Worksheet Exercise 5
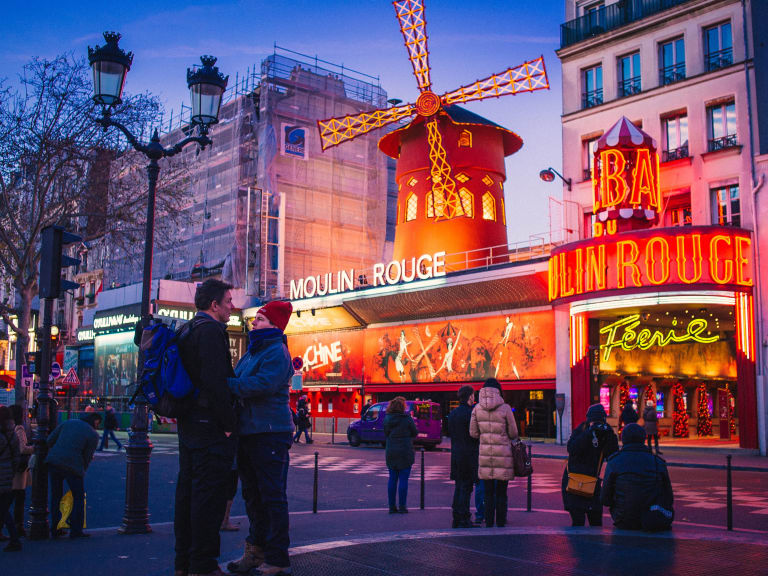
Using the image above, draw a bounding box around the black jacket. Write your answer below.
[561,421,619,512]
[104,411,118,431]
[601,443,674,529]
[384,412,418,470]
[446,402,479,482]
[177,312,237,447]
[619,404,639,426]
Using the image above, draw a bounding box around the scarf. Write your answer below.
[248,327,283,354]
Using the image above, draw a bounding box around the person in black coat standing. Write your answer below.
[446,385,479,528]
[602,423,674,530]
[384,397,418,514]
[562,403,619,527]
[619,402,639,431]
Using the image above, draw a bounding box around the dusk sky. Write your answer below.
[2,0,567,243]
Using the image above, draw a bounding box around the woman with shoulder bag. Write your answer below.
[561,403,619,527]
[10,405,33,538]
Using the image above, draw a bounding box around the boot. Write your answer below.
[226,541,265,574]
[249,563,292,575]
[220,500,239,532]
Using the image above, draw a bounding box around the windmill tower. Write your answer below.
[318,0,549,269]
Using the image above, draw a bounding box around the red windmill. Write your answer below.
[317,0,550,268]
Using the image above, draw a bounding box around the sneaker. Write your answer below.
[4,540,22,552]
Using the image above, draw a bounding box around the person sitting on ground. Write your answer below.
[601,423,674,531]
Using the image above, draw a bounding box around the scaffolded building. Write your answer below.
[104,47,395,299]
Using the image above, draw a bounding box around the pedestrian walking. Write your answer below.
[293,396,312,444]
[642,401,662,455]
[174,279,238,576]
[46,412,101,539]
[619,402,639,429]
[561,403,619,527]
[446,385,478,528]
[0,406,21,551]
[602,423,674,530]
[97,405,123,451]
[227,300,294,576]
[469,378,518,528]
[384,396,418,514]
[10,404,33,537]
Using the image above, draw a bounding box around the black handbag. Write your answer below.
[511,439,533,477]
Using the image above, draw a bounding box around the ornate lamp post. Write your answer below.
[87,32,227,534]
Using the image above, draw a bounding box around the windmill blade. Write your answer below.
[425,117,463,221]
[393,0,432,91]
[317,102,416,150]
[441,56,549,106]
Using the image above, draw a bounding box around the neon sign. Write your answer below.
[600,314,719,362]
[548,227,752,302]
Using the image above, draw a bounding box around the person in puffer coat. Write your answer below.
[470,378,518,527]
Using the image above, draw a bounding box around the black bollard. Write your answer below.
[313,451,319,514]
[331,417,335,445]
[726,454,733,531]
[526,444,532,512]
[420,447,425,510]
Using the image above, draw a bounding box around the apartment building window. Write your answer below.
[659,37,685,85]
[664,192,692,227]
[582,137,599,181]
[711,184,740,227]
[662,113,689,162]
[704,22,733,72]
[582,64,603,109]
[707,100,737,151]
[617,52,641,97]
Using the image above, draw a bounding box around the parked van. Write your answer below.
[347,400,442,449]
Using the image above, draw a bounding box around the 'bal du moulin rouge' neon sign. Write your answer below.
[599,313,719,362]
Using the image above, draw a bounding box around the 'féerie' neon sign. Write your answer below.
[600,313,719,362]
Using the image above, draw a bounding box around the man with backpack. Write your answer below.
[173,279,238,576]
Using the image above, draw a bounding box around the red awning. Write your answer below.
[0,374,15,389]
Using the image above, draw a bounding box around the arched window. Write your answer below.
[459,187,474,218]
[482,192,496,221]
[426,191,447,218]
[501,198,506,225]
[458,130,472,148]
[406,193,418,222]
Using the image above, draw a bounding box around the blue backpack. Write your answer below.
[138,317,211,417]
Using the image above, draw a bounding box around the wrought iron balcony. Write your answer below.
[708,134,738,152]
[662,144,689,162]
[561,0,693,49]
[618,76,642,98]
[705,48,733,72]
[659,62,686,86]
[582,89,603,109]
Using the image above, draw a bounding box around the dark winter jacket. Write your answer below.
[561,421,619,512]
[229,333,294,435]
[177,312,238,447]
[45,418,99,478]
[619,404,639,427]
[446,402,479,482]
[104,410,118,431]
[0,423,21,493]
[384,412,418,470]
[601,443,673,529]
[643,405,658,436]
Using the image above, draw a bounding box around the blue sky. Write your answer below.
[1,0,566,243]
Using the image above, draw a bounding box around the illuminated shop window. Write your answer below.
[456,172,470,183]
[406,193,418,222]
[458,130,472,148]
[482,174,494,186]
[482,192,496,221]
[458,188,474,217]
[407,177,418,187]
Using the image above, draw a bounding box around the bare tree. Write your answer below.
[0,53,188,406]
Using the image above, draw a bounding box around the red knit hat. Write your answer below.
[258,300,292,332]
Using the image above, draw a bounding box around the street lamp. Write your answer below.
[539,167,572,191]
[89,31,227,535]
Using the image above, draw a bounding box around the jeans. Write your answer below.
[484,479,508,527]
[293,426,311,443]
[387,467,411,510]
[239,432,292,568]
[452,478,474,524]
[12,489,25,533]
[0,493,19,542]
[174,438,235,574]
[475,480,485,520]
[49,466,85,535]
[99,428,122,450]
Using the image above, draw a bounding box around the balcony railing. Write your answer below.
[561,0,693,48]
[618,76,642,98]
[705,48,733,72]
[708,134,738,152]
[582,89,604,109]
[659,62,686,86]
[662,144,689,162]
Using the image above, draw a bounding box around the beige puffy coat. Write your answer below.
[470,387,519,481]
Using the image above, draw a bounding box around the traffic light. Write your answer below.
[39,226,81,299]
[24,351,40,374]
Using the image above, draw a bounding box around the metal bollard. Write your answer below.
[313,451,319,514]
[331,417,335,445]
[726,454,733,531]
[526,444,532,512]
[420,447,425,510]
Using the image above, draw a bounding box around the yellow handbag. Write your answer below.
[566,453,603,498]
